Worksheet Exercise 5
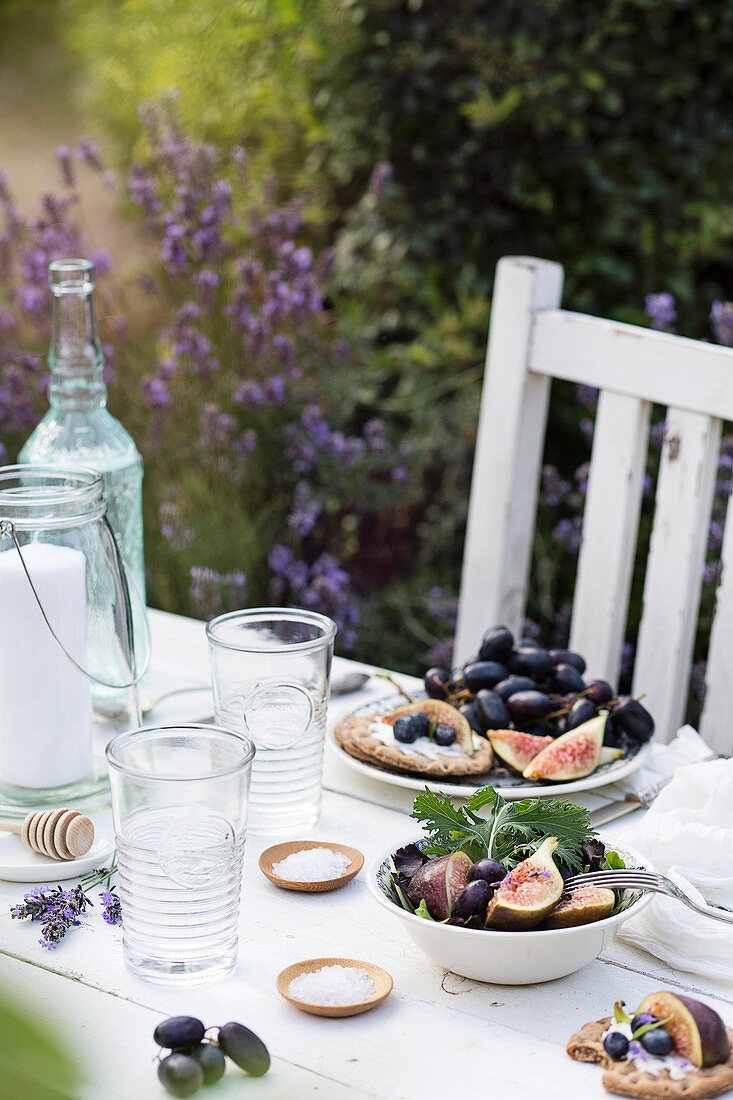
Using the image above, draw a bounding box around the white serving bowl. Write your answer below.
[368,838,653,985]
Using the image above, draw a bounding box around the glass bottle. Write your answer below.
[19,258,146,605]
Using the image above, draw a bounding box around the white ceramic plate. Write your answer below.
[328,693,652,800]
[0,832,114,882]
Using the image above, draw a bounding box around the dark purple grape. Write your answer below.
[506,690,552,724]
[565,697,597,730]
[603,1032,629,1060]
[549,648,587,674]
[448,670,466,694]
[507,647,554,678]
[154,1017,206,1051]
[613,697,655,742]
[217,1022,270,1077]
[603,714,625,747]
[518,637,541,649]
[453,878,491,919]
[631,1012,658,1033]
[463,660,508,692]
[474,689,511,730]
[585,679,613,704]
[493,676,536,701]
[189,1043,226,1086]
[478,625,514,663]
[433,723,456,746]
[468,858,506,884]
[157,1054,204,1098]
[554,716,568,735]
[640,1029,673,1056]
[523,724,552,738]
[460,702,485,735]
[552,664,586,694]
[424,667,450,699]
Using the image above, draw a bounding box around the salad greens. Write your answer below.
[410,786,595,871]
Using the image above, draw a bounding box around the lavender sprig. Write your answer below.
[10,856,120,948]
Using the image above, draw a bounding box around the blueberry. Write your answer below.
[393,716,418,743]
[433,723,456,746]
[640,1028,674,1056]
[631,1012,658,1033]
[603,1031,629,1060]
[409,712,430,738]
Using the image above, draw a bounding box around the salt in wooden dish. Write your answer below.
[259,840,364,893]
[276,957,393,1018]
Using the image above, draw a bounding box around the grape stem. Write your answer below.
[374,672,413,702]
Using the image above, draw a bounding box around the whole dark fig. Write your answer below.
[474,689,511,730]
[549,648,587,674]
[463,660,508,692]
[507,647,554,678]
[613,697,655,742]
[478,625,514,663]
[424,667,450,699]
[565,697,597,730]
[493,676,536,700]
[552,664,586,694]
[585,679,614,704]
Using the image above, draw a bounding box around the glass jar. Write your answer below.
[0,464,145,814]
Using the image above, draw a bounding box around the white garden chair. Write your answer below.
[455,256,733,750]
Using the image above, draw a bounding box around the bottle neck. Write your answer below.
[48,282,108,411]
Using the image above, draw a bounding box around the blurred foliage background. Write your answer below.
[1,0,732,699]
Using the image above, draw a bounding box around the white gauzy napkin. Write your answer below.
[615,743,733,980]
[602,724,712,801]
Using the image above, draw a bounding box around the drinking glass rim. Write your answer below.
[206,607,337,653]
[106,723,255,780]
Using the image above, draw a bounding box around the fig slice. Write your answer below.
[598,745,625,765]
[488,729,553,773]
[406,850,472,920]
[635,992,730,1068]
[542,884,615,928]
[485,836,564,930]
[383,699,474,756]
[522,713,606,782]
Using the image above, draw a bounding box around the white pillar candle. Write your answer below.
[0,541,92,788]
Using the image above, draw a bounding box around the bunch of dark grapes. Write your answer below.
[424,625,654,749]
[154,1016,269,1097]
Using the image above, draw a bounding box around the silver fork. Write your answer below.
[564,870,733,925]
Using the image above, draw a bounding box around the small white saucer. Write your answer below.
[0,832,114,882]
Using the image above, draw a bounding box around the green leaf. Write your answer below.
[414,899,436,921]
[605,850,626,870]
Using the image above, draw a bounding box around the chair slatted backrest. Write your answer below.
[455,256,733,750]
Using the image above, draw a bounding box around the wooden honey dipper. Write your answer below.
[0,808,95,861]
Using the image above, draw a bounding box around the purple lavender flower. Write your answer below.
[100,890,122,926]
[644,292,677,331]
[710,301,733,347]
[11,883,92,949]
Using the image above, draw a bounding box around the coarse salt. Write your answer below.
[288,965,374,1006]
[272,847,351,882]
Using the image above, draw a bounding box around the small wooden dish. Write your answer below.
[259,841,364,893]
[276,957,393,1018]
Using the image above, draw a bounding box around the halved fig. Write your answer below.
[598,745,625,765]
[542,884,615,928]
[636,992,730,1068]
[406,850,472,920]
[485,836,564,930]
[488,729,553,773]
[383,699,474,755]
[522,713,606,782]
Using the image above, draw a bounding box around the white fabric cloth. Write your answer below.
[615,729,733,979]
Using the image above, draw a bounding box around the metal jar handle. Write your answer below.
[0,517,151,690]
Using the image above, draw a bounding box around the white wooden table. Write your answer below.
[1,610,731,1099]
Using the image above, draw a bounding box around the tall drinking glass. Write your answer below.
[106,724,255,985]
[206,608,336,836]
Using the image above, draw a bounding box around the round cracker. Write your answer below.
[333,713,494,777]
